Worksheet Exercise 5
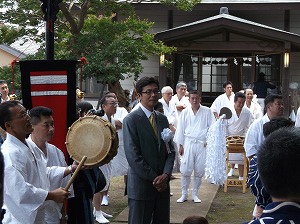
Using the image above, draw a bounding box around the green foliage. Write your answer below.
[0,65,22,97]
[0,0,193,83]
[160,0,202,11]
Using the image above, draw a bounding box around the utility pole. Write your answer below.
[40,0,62,60]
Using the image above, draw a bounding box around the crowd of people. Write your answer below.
[0,75,299,224]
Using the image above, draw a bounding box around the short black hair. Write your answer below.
[189,90,201,96]
[258,127,300,199]
[105,92,117,99]
[0,80,7,85]
[223,81,232,89]
[77,101,93,117]
[264,94,282,107]
[182,215,208,224]
[135,77,159,94]
[0,101,21,130]
[234,92,245,102]
[30,106,53,125]
[154,101,163,113]
[263,118,294,137]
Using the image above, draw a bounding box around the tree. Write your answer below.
[0,0,200,106]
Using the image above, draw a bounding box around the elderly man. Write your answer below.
[244,89,262,119]
[0,80,10,103]
[174,90,215,203]
[171,82,190,118]
[159,86,180,173]
[210,81,235,119]
[0,101,69,224]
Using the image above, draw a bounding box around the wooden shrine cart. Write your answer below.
[224,136,248,193]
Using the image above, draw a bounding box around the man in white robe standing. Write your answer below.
[159,86,180,172]
[226,92,254,179]
[27,106,76,224]
[244,89,262,120]
[170,82,190,119]
[174,90,215,203]
[244,94,284,218]
[210,81,235,119]
[244,94,284,159]
[0,101,69,224]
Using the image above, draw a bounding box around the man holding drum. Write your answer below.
[123,77,175,224]
[0,101,69,224]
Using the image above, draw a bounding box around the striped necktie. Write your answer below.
[149,113,158,138]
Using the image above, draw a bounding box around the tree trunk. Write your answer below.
[108,80,130,111]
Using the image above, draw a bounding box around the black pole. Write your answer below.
[40,0,62,60]
[45,0,54,60]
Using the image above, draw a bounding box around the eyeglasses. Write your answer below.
[141,90,161,95]
[163,92,173,95]
[107,102,119,107]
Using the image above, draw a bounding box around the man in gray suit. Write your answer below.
[123,77,175,224]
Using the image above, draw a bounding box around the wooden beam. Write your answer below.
[174,41,283,52]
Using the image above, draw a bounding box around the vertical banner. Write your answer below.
[19,60,77,160]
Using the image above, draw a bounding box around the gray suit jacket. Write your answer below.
[123,107,175,200]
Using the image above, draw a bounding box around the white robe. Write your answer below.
[226,107,254,164]
[174,105,215,176]
[227,107,254,136]
[244,101,262,120]
[170,95,190,122]
[2,134,49,224]
[111,107,129,177]
[210,92,235,115]
[244,114,270,157]
[295,107,300,127]
[27,136,72,224]
[159,98,178,126]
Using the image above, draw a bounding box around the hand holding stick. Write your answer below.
[64,156,87,191]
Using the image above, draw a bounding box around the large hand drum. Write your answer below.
[66,116,119,166]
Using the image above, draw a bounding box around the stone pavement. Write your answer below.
[110,173,219,224]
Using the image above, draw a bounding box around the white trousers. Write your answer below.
[180,140,206,178]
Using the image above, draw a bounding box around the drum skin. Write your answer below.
[66,116,119,166]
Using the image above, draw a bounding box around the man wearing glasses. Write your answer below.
[0,101,69,224]
[123,77,175,224]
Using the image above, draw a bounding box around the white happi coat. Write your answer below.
[174,105,215,177]
[244,102,262,120]
[111,107,129,177]
[27,136,72,224]
[2,134,49,224]
[226,107,254,164]
[210,92,235,115]
[159,98,178,126]
[244,114,270,157]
